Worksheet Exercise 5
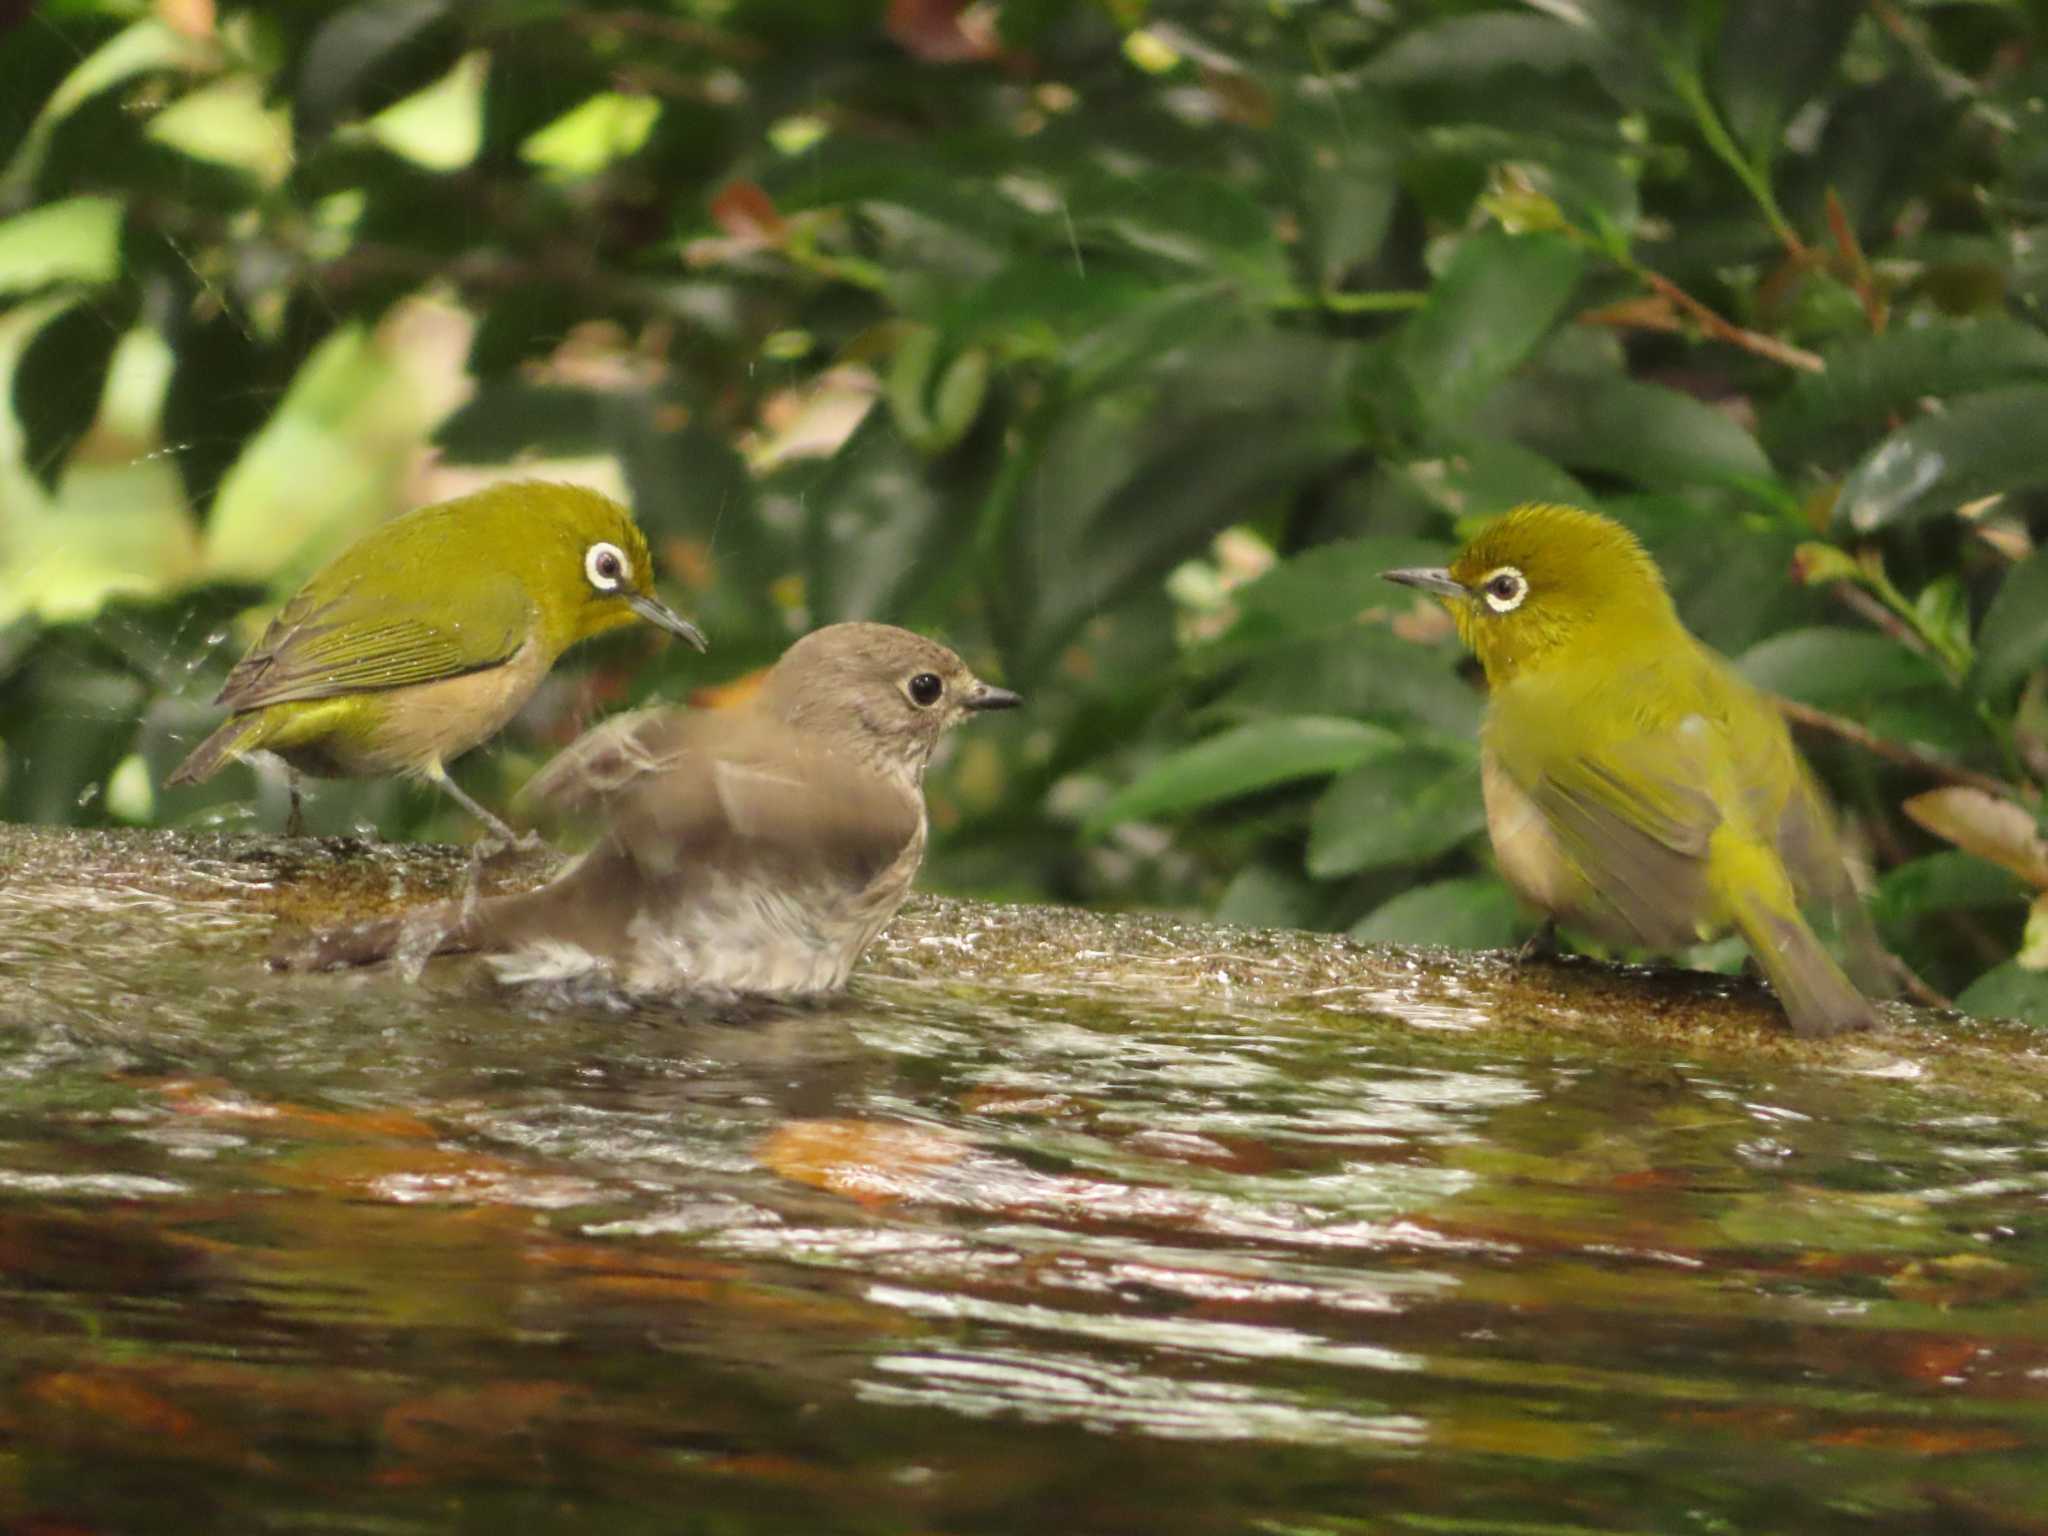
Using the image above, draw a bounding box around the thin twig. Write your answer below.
[1824,187,1887,335]
[1776,696,2026,801]
[1639,270,1825,373]
[1828,582,1933,660]
[1886,954,1954,1011]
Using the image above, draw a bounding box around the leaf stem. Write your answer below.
[1665,63,1807,259]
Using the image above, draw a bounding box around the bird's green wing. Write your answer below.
[1521,731,1723,950]
[213,574,532,709]
[1497,652,1848,952]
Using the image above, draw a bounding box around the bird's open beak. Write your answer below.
[625,590,710,652]
[965,681,1022,712]
[1381,566,1468,601]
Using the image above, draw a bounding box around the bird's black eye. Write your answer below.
[1488,575,1516,598]
[906,672,944,707]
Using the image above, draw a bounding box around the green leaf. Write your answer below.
[1349,875,1529,950]
[1362,13,1609,85]
[1398,437,1589,526]
[1837,386,2048,533]
[1003,329,1354,677]
[1,19,208,196]
[362,48,485,171]
[1873,852,2026,938]
[1478,370,1778,496]
[1397,229,1583,425]
[12,300,122,490]
[1306,743,1484,878]
[1215,860,1355,932]
[1085,717,1397,835]
[1223,536,1455,646]
[1710,0,1859,162]
[1956,962,2048,1025]
[520,90,661,180]
[145,75,293,186]
[1211,630,1483,741]
[1738,628,1950,709]
[1765,318,2048,466]
[1068,168,1291,300]
[1274,88,1402,289]
[800,412,961,625]
[435,382,610,461]
[1971,550,2048,701]
[297,0,455,144]
[0,197,122,296]
[202,325,427,582]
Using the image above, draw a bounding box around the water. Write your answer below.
[0,827,2044,1531]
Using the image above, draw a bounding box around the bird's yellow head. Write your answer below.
[1382,503,1678,687]
[489,482,708,656]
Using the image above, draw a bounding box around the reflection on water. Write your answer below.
[0,831,2044,1532]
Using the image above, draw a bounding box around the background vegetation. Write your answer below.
[7,0,2048,1018]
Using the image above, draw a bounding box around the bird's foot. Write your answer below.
[1514,920,1561,965]
[470,826,550,865]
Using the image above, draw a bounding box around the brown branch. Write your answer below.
[1639,270,1825,373]
[1776,696,2026,801]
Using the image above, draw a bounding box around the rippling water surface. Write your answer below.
[0,830,2044,1532]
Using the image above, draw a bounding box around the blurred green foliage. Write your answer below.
[8,0,2048,1017]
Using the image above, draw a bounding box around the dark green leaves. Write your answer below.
[1086,718,1397,836]
[1972,552,2048,702]
[1837,386,2048,533]
[1478,372,1777,497]
[297,0,456,143]
[13,299,123,488]
[1397,230,1584,426]
[1709,0,1860,164]
[1351,876,1528,949]
[1307,743,1485,878]
[1739,629,1950,708]
[1767,318,2048,468]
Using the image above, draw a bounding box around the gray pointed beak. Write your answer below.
[625,589,709,652]
[1381,566,1468,600]
[965,681,1022,712]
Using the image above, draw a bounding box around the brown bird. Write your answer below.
[276,622,1021,997]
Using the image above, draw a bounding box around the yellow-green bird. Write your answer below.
[168,480,708,839]
[1383,502,1883,1038]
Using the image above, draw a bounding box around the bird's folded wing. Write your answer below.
[532,707,923,894]
[1517,728,1723,951]
[214,575,531,709]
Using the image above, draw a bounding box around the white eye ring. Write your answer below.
[1479,565,1527,614]
[584,540,629,593]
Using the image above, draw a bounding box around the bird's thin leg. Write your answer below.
[1515,919,1561,964]
[424,763,544,856]
[285,771,305,838]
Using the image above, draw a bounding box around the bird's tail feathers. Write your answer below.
[1728,887,1877,1039]
[166,714,267,787]
[270,883,565,973]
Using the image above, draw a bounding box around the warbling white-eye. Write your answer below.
[168,480,707,838]
[278,622,1022,996]
[1383,502,1884,1038]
